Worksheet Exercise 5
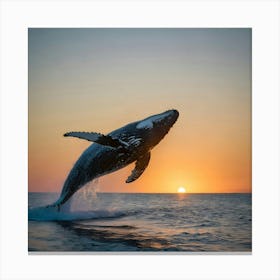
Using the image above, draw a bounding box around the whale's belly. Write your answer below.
[66,143,135,188]
[86,145,132,177]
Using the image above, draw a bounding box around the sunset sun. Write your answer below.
[177,186,186,193]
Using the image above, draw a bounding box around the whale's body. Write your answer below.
[50,109,179,210]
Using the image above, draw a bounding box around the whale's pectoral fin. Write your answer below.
[64,131,128,148]
[126,152,151,183]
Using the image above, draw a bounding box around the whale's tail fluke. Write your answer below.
[46,191,72,212]
[46,179,99,212]
[46,201,61,212]
[46,191,73,212]
[46,196,73,212]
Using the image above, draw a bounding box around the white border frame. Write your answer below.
[1,1,279,280]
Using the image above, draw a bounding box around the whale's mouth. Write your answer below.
[136,109,179,130]
[150,109,179,128]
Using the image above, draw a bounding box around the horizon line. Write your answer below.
[28,191,252,194]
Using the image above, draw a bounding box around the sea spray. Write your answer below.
[28,180,126,221]
[63,179,100,212]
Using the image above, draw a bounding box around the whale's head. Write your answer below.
[136,109,179,148]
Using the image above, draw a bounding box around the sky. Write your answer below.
[28,28,251,193]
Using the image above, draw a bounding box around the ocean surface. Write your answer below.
[28,191,252,252]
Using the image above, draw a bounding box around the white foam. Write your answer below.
[28,206,125,221]
[68,180,99,212]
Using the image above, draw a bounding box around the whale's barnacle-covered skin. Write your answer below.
[48,109,179,210]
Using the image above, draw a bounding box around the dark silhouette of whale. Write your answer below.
[48,109,179,210]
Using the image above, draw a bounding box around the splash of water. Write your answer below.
[63,179,100,212]
[28,179,126,221]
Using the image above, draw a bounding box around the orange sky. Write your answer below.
[28,28,251,193]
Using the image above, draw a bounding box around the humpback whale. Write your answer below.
[48,109,179,210]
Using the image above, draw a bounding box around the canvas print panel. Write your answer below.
[28,28,251,252]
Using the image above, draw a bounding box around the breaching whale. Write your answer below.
[48,109,179,210]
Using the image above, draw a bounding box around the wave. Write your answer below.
[28,180,130,221]
[28,206,126,221]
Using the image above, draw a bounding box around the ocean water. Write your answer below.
[28,190,251,252]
